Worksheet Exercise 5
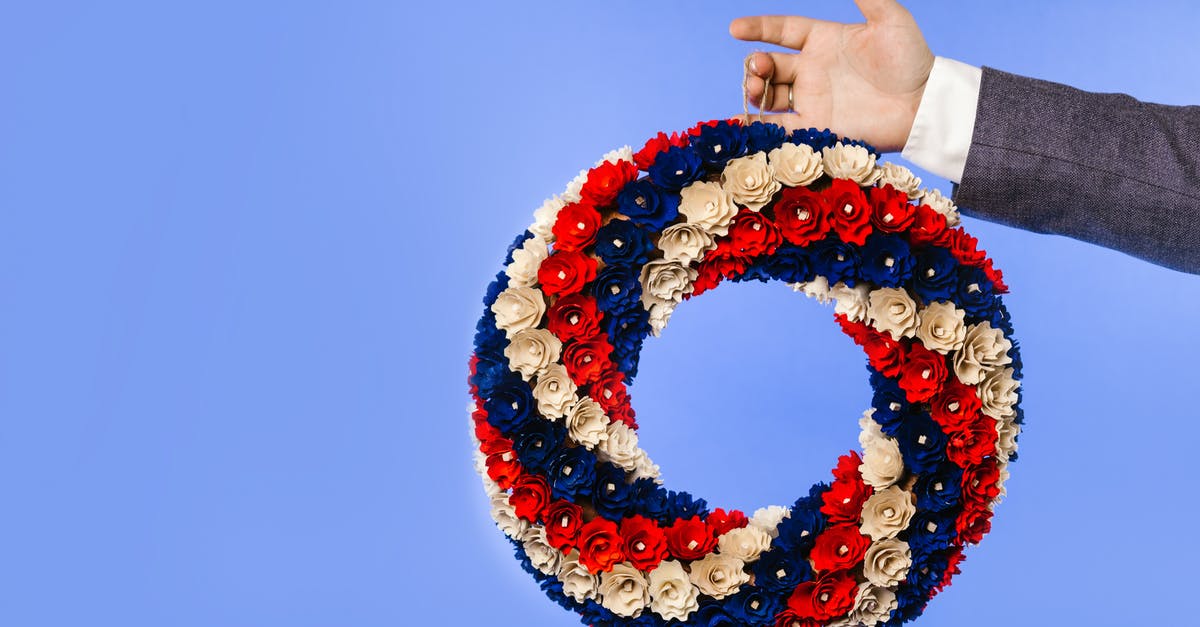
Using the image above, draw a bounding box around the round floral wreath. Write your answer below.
[467,119,1023,627]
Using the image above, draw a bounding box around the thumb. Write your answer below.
[852,0,911,23]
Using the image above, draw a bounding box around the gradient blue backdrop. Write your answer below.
[2,1,1197,625]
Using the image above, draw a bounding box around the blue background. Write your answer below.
[2,1,1197,625]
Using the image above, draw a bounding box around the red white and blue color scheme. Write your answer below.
[467,119,1023,626]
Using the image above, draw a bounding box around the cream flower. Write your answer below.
[679,181,739,236]
[921,188,960,226]
[860,436,904,490]
[491,286,546,338]
[490,492,528,539]
[532,364,577,419]
[520,527,563,576]
[717,525,772,563]
[831,282,871,323]
[750,505,790,538]
[640,259,697,306]
[822,143,879,185]
[996,417,1020,461]
[503,328,562,380]
[953,321,1014,385]
[867,287,920,340]
[505,235,549,287]
[531,195,567,240]
[721,153,781,210]
[860,486,916,540]
[858,408,884,448]
[564,168,589,203]
[767,142,824,187]
[874,162,923,199]
[599,562,649,618]
[850,582,898,625]
[645,301,675,337]
[687,553,750,599]
[566,396,609,449]
[862,538,912,587]
[659,222,716,265]
[597,421,640,470]
[916,301,967,354]
[559,550,599,603]
[631,450,662,482]
[978,367,1019,419]
[648,560,700,622]
[598,145,634,166]
[792,275,833,304]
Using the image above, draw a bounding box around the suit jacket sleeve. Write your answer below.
[951,66,1200,275]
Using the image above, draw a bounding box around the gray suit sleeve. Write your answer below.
[951,66,1200,275]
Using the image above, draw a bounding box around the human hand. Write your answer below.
[730,0,934,153]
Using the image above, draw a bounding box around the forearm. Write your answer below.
[904,61,1200,275]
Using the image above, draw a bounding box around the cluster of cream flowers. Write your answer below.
[474,139,1014,625]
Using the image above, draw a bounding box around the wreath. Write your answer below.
[467,119,1023,626]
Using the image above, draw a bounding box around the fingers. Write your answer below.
[744,52,800,112]
[729,15,824,50]
[852,0,912,23]
[731,112,807,131]
[744,76,798,113]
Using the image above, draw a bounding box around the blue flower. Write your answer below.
[579,600,618,626]
[956,265,997,319]
[512,419,566,473]
[482,270,510,309]
[616,179,680,230]
[914,462,963,512]
[592,462,637,519]
[745,121,788,153]
[594,218,653,267]
[592,265,642,314]
[891,583,930,624]
[906,509,958,554]
[775,493,826,553]
[504,230,534,266]
[869,368,909,436]
[896,411,947,474]
[548,447,597,500]
[789,127,839,152]
[906,548,950,595]
[631,477,670,521]
[647,145,703,190]
[692,121,748,167]
[735,259,773,283]
[725,586,780,626]
[843,138,880,157]
[762,244,814,283]
[911,246,959,303]
[860,234,915,287]
[606,306,650,381]
[473,308,506,358]
[810,236,862,286]
[483,374,535,434]
[692,600,738,627]
[752,548,812,592]
[665,490,708,520]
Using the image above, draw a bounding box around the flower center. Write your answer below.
[837,544,849,555]
[843,203,854,215]
[635,195,647,208]
[612,238,624,248]
[557,270,567,280]
[561,465,573,476]
[569,313,580,325]
[927,521,938,532]
[926,268,937,277]
[820,592,830,603]
[948,401,960,412]
[561,515,571,527]
[917,434,928,445]
[797,209,810,221]
[687,540,699,551]
[921,368,931,379]
[883,212,894,223]
[884,507,896,518]
[968,282,981,293]
[576,221,586,230]
[884,256,895,268]
[635,541,646,552]
[776,568,787,579]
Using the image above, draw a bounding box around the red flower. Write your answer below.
[908,204,951,247]
[474,420,508,455]
[787,569,857,619]
[589,371,635,428]
[935,546,966,595]
[773,186,831,246]
[955,502,993,545]
[820,476,871,524]
[945,413,999,468]
[580,160,637,208]
[551,201,602,252]
[578,517,626,572]
[862,329,906,378]
[546,293,602,343]
[832,451,863,483]
[706,508,749,535]
[982,258,1009,293]
[823,179,872,246]
[772,609,819,627]
[930,380,983,430]
[687,118,737,136]
[690,247,750,297]
[666,516,716,560]
[562,334,615,386]
[729,208,784,257]
[633,131,688,170]
[509,474,550,522]
[961,458,1002,506]
[484,450,521,490]
[898,343,948,403]
[538,250,597,297]
[619,515,668,571]
[869,184,916,233]
[543,500,584,551]
[809,524,870,572]
[948,228,988,267]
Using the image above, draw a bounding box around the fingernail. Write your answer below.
[749,56,758,74]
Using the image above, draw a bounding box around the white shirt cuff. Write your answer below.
[901,56,982,184]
